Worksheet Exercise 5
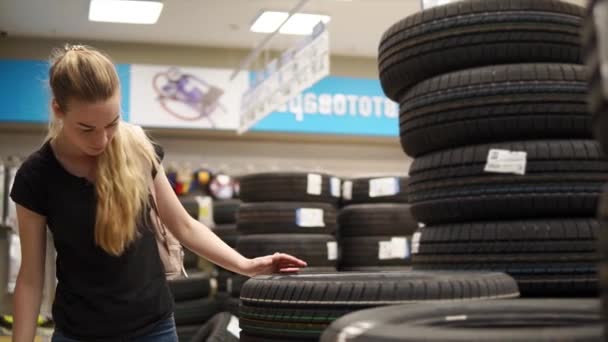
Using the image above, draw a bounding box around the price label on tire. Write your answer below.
[327,241,338,260]
[307,173,322,195]
[330,177,341,198]
[296,208,325,227]
[484,149,527,175]
[342,181,353,200]
[226,315,241,338]
[411,232,422,254]
[378,237,409,260]
[369,177,399,198]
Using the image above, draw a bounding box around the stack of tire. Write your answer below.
[584,0,608,336]
[377,0,606,297]
[211,199,243,316]
[170,272,219,341]
[338,176,417,271]
[235,172,341,274]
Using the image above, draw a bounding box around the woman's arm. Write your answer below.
[152,165,306,277]
[12,205,47,342]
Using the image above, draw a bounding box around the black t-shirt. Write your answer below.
[9,141,174,340]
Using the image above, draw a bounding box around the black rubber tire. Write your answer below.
[239,271,519,339]
[320,299,601,342]
[340,236,412,268]
[378,0,585,101]
[176,325,201,342]
[183,249,199,269]
[598,189,608,339]
[189,312,239,342]
[412,219,599,296]
[217,270,247,297]
[339,204,417,237]
[216,293,240,317]
[213,224,238,248]
[174,297,220,325]
[240,333,316,342]
[237,202,337,235]
[213,199,241,224]
[584,0,608,160]
[180,195,200,221]
[236,234,338,268]
[239,172,340,204]
[168,272,212,302]
[408,140,608,224]
[342,177,409,205]
[400,63,590,157]
[339,266,412,272]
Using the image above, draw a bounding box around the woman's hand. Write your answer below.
[242,253,308,277]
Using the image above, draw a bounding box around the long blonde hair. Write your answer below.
[47,44,159,256]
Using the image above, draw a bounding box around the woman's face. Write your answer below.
[54,92,121,157]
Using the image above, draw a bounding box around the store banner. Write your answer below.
[239,22,330,134]
[252,76,399,136]
[129,64,248,130]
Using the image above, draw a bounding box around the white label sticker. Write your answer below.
[379,237,409,260]
[226,315,241,338]
[369,177,399,198]
[411,232,422,254]
[378,241,393,260]
[296,208,325,227]
[342,181,353,200]
[307,173,322,195]
[195,196,214,227]
[484,149,527,175]
[330,177,341,198]
[418,222,426,229]
[390,237,409,259]
[327,241,338,260]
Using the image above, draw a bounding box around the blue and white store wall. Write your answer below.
[0,38,410,177]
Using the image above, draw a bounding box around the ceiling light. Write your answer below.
[89,0,164,24]
[250,11,331,35]
[250,11,289,33]
[280,13,331,35]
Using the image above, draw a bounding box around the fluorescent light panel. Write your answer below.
[251,11,331,35]
[89,0,164,24]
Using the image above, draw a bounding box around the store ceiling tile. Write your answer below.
[0,0,588,58]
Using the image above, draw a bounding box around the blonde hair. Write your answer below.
[47,44,159,256]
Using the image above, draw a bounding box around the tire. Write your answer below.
[236,234,338,268]
[400,64,590,157]
[412,219,599,296]
[342,177,409,205]
[174,297,220,325]
[339,266,412,272]
[213,224,238,248]
[320,299,601,342]
[584,0,608,159]
[598,190,608,338]
[217,270,247,297]
[239,172,340,204]
[378,0,584,101]
[339,204,417,237]
[168,272,213,302]
[189,312,239,342]
[239,271,519,339]
[213,199,241,224]
[176,325,201,342]
[216,293,240,317]
[408,140,608,224]
[183,249,199,269]
[340,236,412,268]
[237,202,337,235]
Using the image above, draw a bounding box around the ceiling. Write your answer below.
[0,0,588,58]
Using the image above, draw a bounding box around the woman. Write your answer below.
[9,45,307,342]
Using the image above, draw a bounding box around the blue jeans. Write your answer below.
[51,315,178,342]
